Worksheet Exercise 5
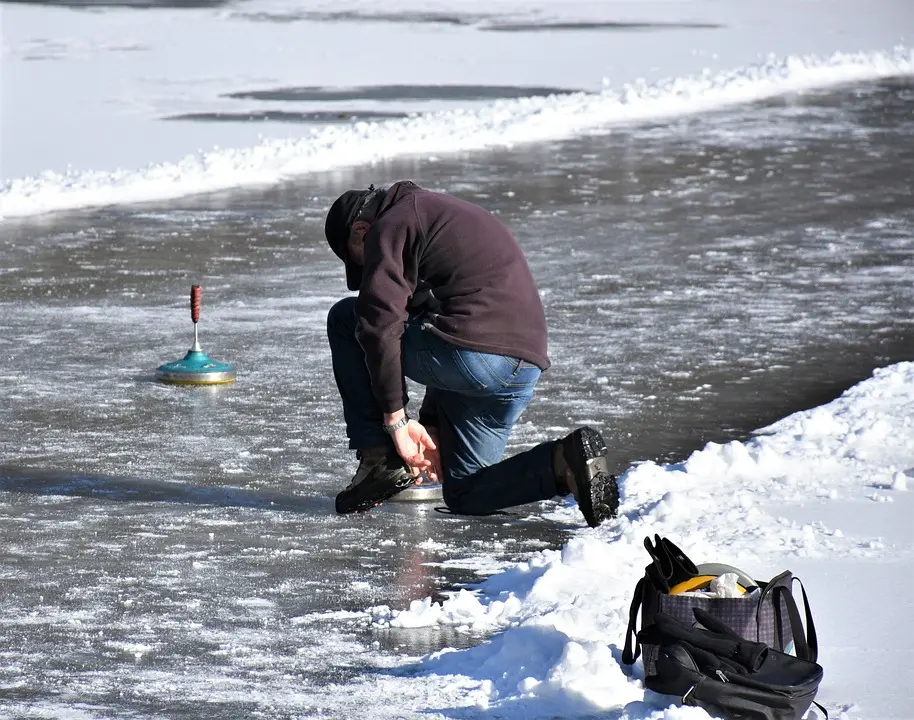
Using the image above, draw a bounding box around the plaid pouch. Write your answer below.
[621,536,818,676]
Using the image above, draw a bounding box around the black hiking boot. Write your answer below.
[335,447,416,514]
[554,427,619,528]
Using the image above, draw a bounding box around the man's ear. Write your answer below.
[351,220,371,237]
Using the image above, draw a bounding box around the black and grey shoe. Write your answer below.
[556,427,619,528]
[335,447,416,514]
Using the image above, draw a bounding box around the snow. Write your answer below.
[1,0,913,717]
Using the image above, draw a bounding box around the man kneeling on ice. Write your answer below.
[323,180,619,526]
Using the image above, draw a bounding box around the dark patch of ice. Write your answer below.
[233,10,491,26]
[5,0,230,7]
[163,110,411,124]
[482,20,724,32]
[223,85,581,103]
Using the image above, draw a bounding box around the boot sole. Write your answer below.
[569,427,620,528]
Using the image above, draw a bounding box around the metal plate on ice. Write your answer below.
[389,481,444,502]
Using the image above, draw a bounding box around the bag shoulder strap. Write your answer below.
[772,576,819,663]
[622,576,645,665]
[757,569,792,603]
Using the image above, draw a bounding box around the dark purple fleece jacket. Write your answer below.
[354,181,550,413]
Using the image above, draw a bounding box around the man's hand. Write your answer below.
[390,420,437,476]
[418,426,442,482]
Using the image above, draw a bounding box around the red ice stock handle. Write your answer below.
[190,285,202,324]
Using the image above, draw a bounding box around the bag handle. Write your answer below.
[622,576,645,665]
[771,577,818,663]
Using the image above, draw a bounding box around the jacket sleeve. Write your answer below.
[355,211,420,413]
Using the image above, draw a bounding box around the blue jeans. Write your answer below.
[327,297,561,514]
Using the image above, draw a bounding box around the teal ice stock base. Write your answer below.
[155,349,236,385]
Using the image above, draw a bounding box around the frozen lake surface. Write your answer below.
[1,1,913,717]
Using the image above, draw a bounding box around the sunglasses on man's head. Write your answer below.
[346,185,380,228]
